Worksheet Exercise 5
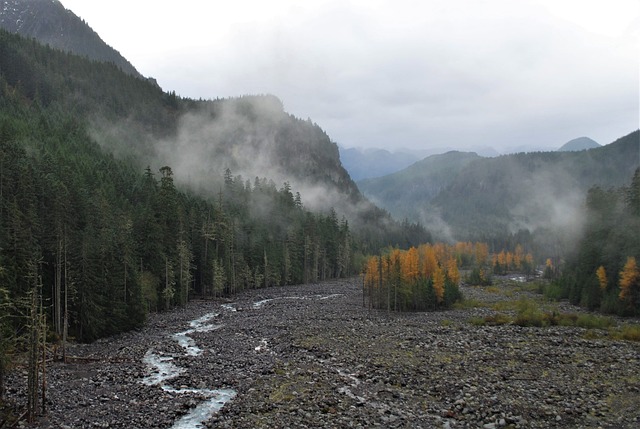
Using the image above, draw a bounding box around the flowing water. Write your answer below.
[141,292,344,428]
[141,312,236,429]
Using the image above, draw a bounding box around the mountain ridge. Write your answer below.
[0,0,142,77]
[361,131,639,243]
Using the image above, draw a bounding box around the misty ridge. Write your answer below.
[359,131,640,249]
[88,88,640,249]
[90,93,383,227]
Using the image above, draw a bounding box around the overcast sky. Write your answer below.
[60,0,639,153]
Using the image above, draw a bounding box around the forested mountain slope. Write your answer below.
[0,27,430,355]
[433,131,639,240]
[0,27,410,238]
[361,131,639,245]
[358,151,482,222]
[0,0,141,77]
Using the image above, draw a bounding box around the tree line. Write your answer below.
[0,104,355,411]
[362,241,538,312]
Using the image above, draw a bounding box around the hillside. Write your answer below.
[0,26,431,354]
[0,0,141,77]
[557,136,601,152]
[358,151,482,221]
[362,132,639,245]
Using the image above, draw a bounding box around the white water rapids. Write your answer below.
[141,312,235,429]
[141,292,344,428]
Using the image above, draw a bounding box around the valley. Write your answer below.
[1,2,639,428]
[6,277,639,428]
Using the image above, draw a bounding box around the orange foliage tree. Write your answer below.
[596,266,607,291]
[619,257,639,311]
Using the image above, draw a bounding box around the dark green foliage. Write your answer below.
[0,0,141,77]
[358,151,481,220]
[361,131,639,254]
[466,267,493,286]
[556,169,640,315]
[0,27,433,355]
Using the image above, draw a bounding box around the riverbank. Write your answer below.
[6,277,640,428]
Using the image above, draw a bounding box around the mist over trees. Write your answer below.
[550,169,640,315]
[0,23,434,389]
[360,132,640,257]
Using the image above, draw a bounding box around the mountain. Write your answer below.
[358,151,482,221]
[339,145,499,181]
[557,136,601,152]
[0,25,435,353]
[0,0,141,77]
[362,131,640,244]
[339,147,422,181]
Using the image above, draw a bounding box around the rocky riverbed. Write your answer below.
[6,277,640,428]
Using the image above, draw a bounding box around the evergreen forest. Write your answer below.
[0,27,432,394]
[548,169,640,315]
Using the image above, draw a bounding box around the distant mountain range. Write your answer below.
[358,131,639,242]
[0,0,141,77]
[339,145,499,181]
[341,137,599,181]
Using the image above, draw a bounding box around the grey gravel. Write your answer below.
[6,277,640,428]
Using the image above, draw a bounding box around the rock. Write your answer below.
[7,278,640,429]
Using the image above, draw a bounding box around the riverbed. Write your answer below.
[6,277,640,428]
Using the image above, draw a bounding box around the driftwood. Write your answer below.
[2,410,28,429]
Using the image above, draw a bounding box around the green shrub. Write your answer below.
[469,313,511,326]
[611,324,640,342]
[542,281,565,301]
[621,325,640,341]
[514,298,546,327]
[575,314,615,330]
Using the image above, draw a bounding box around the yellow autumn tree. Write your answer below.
[596,266,607,291]
[619,257,639,305]
[420,245,438,279]
[514,244,524,270]
[505,252,513,271]
[364,257,379,289]
[497,251,507,268]
[446,258,460,285]
[525,253,534,267]
[433,265,445,304]
[474,242,489,266]
[402,246,420,284]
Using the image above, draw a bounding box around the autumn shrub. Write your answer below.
[469,313,511,326]
[611,324,640,342]
[575,314,615,330]
[513,298,545,327]
[484,313,511,326]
